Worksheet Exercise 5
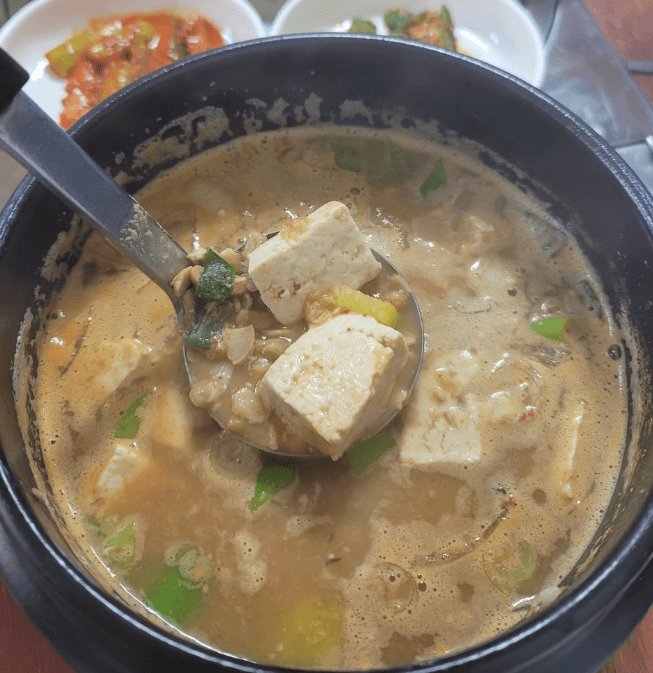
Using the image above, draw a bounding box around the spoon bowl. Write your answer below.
[0,47,424,460]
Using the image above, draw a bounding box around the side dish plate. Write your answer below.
[0,0,267,124]
[270,0,546,87]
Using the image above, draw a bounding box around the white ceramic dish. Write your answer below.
[0,0,267,125]
[270,0,546,88]
[0,0,267,211]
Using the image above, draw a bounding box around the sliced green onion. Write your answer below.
[250,458,297,511]
[531,316,569,342]
[419,160,447,197]
[345,428,395,475]
[166,544,214,590]
[483,539,537,593]
[115,391,151,439]
[103,520,137,569]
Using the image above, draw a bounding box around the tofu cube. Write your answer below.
[259,314,408,459]
[95,441,150,500]
[247,201,381,325]
[400,390,483,466]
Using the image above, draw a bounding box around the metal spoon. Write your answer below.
[0,48,423,459]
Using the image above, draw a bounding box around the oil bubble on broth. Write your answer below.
[21,125,626,669]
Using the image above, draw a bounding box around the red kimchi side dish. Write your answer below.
[45,12,225,129]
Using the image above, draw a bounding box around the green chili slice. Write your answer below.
[331,142,364,173]
[250,458,297,511]
[531,316,569,342]
[114,391,151,439]
[419,160,447,197]
[388,140,415,178]
[345,428,395,475]
[145,564,203,624]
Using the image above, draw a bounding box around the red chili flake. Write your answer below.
[519,412,527,421]
[471,513,476,518]
[58,365,64,371]
[528,409,535,417]
[342,309,350,314]
[294,283,302,292]
[509,498,516,507]
[347,328,352,332]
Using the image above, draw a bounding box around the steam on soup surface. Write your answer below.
[28,126,625,668]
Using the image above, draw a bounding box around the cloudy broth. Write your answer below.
[28,126,626,668]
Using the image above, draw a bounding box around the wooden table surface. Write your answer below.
[1,1,652,671]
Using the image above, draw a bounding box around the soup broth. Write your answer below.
[25,126,626,668]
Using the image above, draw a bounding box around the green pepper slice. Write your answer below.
[45,33,94,77]
[345,428,395,475]
[419,160,447,196]
[250,458,297,511]
[531,316,569,342]
[114,391,151,439]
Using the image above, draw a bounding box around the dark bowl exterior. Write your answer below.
[1,34,653,673]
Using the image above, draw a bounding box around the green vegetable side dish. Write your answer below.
[114,391,151,439]
[384,8,414,35]
[349,18,376,33]
[345,428,395,475]
[348,6,458,51]
[531,316,569,342]
[196,248,235,301]
[483,539,537,593]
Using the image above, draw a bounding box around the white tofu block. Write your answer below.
[400,393,483,466]
[95,441,149,500]
[247,201,381,325]
[259,313,408,459]
[92,339,153,404]
[150,387,206,455]
[552,397,584,498]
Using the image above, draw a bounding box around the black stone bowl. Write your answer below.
[1,34,653,673]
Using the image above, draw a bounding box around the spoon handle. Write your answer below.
[0,49,188,297]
